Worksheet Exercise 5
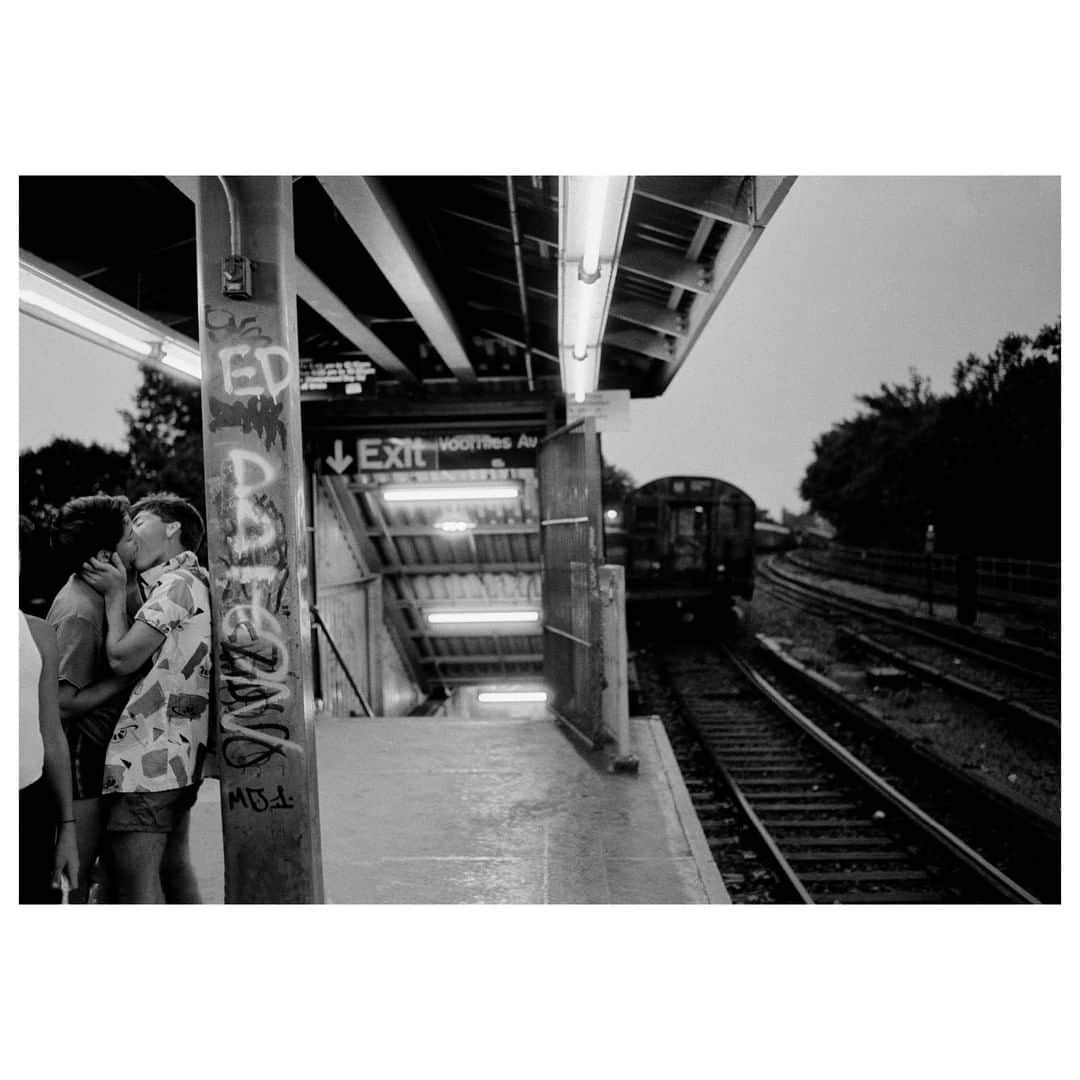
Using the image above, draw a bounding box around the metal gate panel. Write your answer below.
[539,418,604,742]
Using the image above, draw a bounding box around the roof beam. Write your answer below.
[608,299,687,337]
[463,265,558,301]
[602,328,675,363]
[656,177,798,393]
[167,176,417,383]
[440,205,555,248]
[618,248,714,294]
[432,673,544,686]
[318,176,477,384]
[294,261,418,383]
[475,328,559,363]
[634,177,752,227]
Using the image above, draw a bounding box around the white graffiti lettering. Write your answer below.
[220,598,299,749]
[219,343,294,401]
[229,448,278,554]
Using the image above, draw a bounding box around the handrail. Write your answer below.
[310,605,374,717]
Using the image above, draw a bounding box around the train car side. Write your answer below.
[754,520,796,553]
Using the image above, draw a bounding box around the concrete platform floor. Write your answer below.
[189,714,729,904]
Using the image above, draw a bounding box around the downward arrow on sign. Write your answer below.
[325,439,353,474]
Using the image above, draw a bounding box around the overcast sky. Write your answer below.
[601,175,1060,517]
[18,176,1060,519]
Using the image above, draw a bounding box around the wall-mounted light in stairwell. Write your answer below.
[426,610,540,626]
[477,690,549,704]
[381,482,522,503]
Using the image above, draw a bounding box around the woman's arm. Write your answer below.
[27,616,79,892]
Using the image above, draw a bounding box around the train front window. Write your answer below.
[669,503,709,571]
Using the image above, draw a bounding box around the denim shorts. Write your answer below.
[105,784,201,834]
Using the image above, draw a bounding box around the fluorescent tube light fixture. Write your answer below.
[559,176,632,403]
[579,176,609,283]
[426,610,540,625]
[477,690,549,704]
[19,253,203,380]
[20,289,157,359]
[382,483,521,503]
[160,345,203,379]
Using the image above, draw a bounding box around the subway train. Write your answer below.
[754,520,796,553]
[607,476,757,618]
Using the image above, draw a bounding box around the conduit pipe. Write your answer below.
[217,175,242,257]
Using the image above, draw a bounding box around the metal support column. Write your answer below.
[196,176,324,903]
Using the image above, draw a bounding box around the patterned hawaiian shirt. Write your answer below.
[102,551,213,795]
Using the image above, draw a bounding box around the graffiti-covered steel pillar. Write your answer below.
[195,177,324,903]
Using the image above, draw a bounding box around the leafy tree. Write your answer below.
[121,366,206,517]
[799,322,1060,559]
[19,438,133,612]
[939,321,1060,559]
[601,460,636,512]
[801,369,941,548]
[19,438,132,532]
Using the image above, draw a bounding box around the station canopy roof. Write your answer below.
[20,175,794,701]
[19,175,793,401]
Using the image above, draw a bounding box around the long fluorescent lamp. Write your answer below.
[426,610,540,625]
[477,690,549,704]
[559,176,632,402]
[382,483,521,503]
[19,251,202,380]
[568,349,598,405]
[20,289,158,360]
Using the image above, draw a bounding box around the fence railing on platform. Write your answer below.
[798,544,1060,605]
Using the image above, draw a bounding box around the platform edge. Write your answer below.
[641,715,731,904]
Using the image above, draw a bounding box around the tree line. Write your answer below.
[799,320,1060,561]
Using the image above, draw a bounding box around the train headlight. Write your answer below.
[715,563,726,573]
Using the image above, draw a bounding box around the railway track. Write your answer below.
[785,550,1061,648]
[650,639,1048,904]
[776,554,1060,674]
[758,558,1060,734]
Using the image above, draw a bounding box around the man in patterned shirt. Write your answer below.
[82,493,212,904]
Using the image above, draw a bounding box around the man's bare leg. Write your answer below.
[109,832,167,903]
[160,810,201,904]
